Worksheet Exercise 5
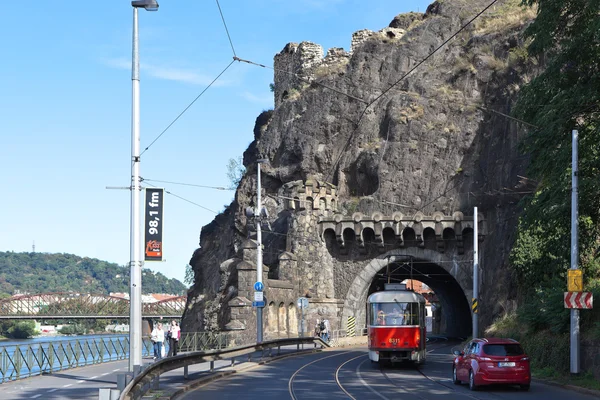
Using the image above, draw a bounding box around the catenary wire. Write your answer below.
[215,0,237,58]
[140,59,236,156]
[143,182,218,214]
[142,178,233,191]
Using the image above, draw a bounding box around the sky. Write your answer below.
[0,0,432,286]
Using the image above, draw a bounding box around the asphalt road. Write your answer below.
[180,339,600,400]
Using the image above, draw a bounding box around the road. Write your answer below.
[182,339,600,400]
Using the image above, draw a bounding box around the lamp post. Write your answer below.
[129,0,158,373]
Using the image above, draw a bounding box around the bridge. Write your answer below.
[0,292,186,319]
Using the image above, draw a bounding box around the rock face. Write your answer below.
[182,0,539,343]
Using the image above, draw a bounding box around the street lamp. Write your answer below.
[129,0,158,374]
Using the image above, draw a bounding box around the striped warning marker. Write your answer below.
[472,298,478,314]
[347,316,356,337]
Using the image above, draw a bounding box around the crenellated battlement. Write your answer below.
[281,179,338,213]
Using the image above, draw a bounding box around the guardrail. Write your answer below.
[119,337,328,400]
[0,332,231,383]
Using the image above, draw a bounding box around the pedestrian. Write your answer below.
[323,319,331,342]
[151,322,165,361]
[167,320,181,357]
[319,319,327,342]
[314,319,321,338]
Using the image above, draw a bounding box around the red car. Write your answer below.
[452,338,531,391]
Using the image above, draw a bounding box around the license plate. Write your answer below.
[498,362,516,367]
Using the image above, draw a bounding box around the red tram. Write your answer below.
[367,283,427,365]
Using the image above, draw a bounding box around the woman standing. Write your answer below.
[150,322,165,361]
[167,320,181,357]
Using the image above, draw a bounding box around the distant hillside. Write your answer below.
[0,251,187,297]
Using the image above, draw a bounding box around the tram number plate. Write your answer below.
[498,362,515,367]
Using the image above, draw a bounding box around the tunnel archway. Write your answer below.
[342,248,472,338]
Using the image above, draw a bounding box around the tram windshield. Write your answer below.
[370,302,421,326]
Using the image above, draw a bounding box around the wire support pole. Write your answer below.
[256,161,264,344]
[571,129,580,374]
[472,206,479,339]
[129,6,143,373]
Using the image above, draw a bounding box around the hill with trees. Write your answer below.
[0,251,187,297]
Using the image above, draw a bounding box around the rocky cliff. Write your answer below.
[182,0,539,339]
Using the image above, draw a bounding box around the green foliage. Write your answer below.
[507,0,600,377]
[226,157,245,190]
[0,251,187,297]
[59,324,87,335]
[269,83,275,93]
[184,264,194,285]
[5,321,38,339]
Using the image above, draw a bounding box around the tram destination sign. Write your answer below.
[144,188,164,261]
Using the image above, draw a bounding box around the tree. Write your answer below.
[7,321,39,339]
[184,264,194,285]
[226,157,245,189]
[511,0,600,331]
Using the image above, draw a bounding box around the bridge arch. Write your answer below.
[341,247,472,337]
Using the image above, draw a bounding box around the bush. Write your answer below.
[7,321,39,339]
[59,324,87,335]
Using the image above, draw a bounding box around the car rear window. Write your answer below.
[482,344,524,356]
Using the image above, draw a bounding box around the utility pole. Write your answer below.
[255,159,268,343]
[472,206,479,339]
[571,129,580,374]
[129,0,159,373]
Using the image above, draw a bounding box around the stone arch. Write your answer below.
[278,302,286,336]
[463,227,474,254]
[343,228,356,248]
[288,303,298,335]
[443,227,457,253]
[361,227,377,254]
[423,227,436,251]
[323,228,337,253]
[267,302,277,334]
[341,247,472,337]
[294,197,301,210]
[306,197,314,211]
[402,227,418,247]
[319,197,326,211]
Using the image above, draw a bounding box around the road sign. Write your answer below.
[254,282,264,292]
[567,270,583,292]
[297,297,309,309]
[564,292,593,309]
[254,292,264,302]
[252,301,265,308]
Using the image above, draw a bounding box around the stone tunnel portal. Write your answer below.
[341,248,473,339]
[366,257,472,338]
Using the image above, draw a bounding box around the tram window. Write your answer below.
[369,302,421,326]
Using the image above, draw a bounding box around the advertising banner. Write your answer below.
[144,188,164,261]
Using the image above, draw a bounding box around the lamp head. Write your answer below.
[132,0,159,11]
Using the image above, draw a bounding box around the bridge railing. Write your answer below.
[119,336,328,400]
[0,332,231,383]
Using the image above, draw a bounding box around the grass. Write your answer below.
[533,368,600,392]
[474,0,536,35]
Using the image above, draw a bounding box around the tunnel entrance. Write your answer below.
[366,255,471,338]
[342,249,473,339]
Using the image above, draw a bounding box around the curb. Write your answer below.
[145,347,324,400]
[534,377,600,398]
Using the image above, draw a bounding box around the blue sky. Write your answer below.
[0,0,431,286]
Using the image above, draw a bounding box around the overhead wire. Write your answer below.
[140,59,236,156]
[143,181,219,214]
[142,178,233,191]
[215,0,237,58]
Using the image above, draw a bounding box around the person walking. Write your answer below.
[323,319,331,342]
[151,322,165,361]
[167,320,181,357]
[319,319,327,342]
[314,319,321,338]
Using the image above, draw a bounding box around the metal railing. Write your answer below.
[0,332,232,384]
[119,337,328,400]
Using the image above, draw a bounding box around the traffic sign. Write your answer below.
[254,292,264,302]
[252,301,265,308]
[564,292,593,309]
[254,282,264,292]
[567,270,583,292]
[297,297,309,309]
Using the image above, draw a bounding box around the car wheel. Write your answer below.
[452,366,460,385]
[469,370,477,391]
[520,384,530,391]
